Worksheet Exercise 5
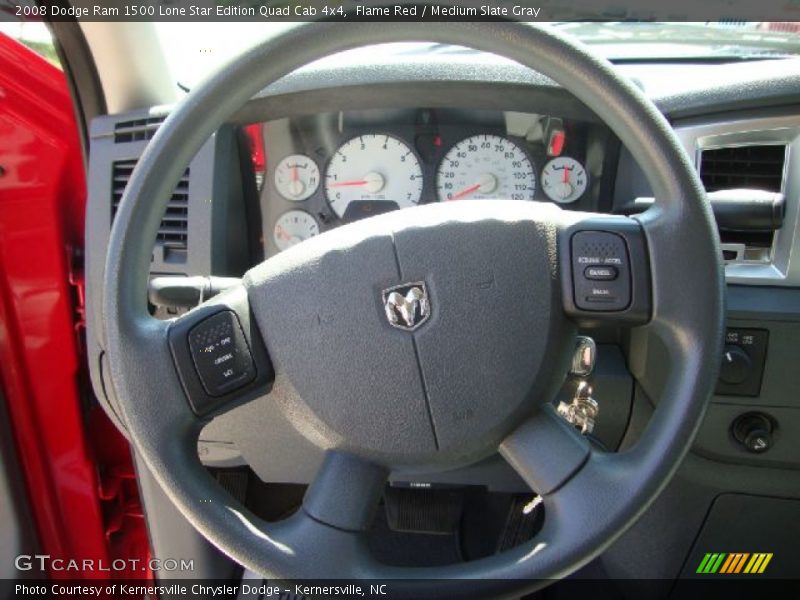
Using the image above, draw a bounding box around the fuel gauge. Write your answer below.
[273,210,320,251]
[541,157,588,204]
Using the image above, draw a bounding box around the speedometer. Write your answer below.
[324,134,423,219]
[436,134,536,202]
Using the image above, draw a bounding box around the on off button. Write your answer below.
[187,310,256,397]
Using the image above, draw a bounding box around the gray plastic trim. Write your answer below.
[79,22,177,113]
[85,108,250,435]
[133,453,239,580]
[226,50,800,125]
[673,113,800,286]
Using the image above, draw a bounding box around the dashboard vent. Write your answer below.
[111,159,190,251]
[699,144,786,193]
[698,144,787,265]
[114,116,166,143]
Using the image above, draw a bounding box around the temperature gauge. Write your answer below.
[274,154,320,201]
[273,210,320,251]
[541,157,588,204]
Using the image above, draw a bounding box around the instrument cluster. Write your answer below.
[261,109,608,254]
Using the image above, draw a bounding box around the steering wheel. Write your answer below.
[103,22,723,597]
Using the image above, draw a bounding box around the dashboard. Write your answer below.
[85,52,800,482]
[257,108,617,256]
[80,41,800,584]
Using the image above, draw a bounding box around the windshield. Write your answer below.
[150,21,800,89]
[556,22,800,59]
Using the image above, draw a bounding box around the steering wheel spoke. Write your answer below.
[167,281,274,417]
[558,212,652,327]
[303,451,388,532]
[499,405,591,495]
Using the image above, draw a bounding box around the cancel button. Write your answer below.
[584,266,618,281]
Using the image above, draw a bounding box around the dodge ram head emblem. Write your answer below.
[382,282,431,331]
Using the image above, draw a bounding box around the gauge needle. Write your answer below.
[329,179,369,187]
[449,173,498,201]
[329,172,385,193]
[563,167,570,184]
[449,183,482,201]
[287,164,305,198]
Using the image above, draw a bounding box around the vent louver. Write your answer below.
[111,159,190,250]
[113,116,166,143]
[699,144,786,193]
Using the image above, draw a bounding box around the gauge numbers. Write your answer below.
[436,135,536,202]
[324,134,423,218]
[541,157,588,204]
[273,210,319,251]
[274,154,320,201]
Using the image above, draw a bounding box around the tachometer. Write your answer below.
[541,157,588,204]
[436,134,535,202]
[273,210,320,251]
[324,134,423,219]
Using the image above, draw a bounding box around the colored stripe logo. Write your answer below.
[696,552,773,574]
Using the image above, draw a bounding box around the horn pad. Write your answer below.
[245,201,575,468]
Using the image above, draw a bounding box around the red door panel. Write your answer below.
[0,32,151,583]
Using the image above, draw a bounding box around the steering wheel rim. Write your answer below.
[103,22,723,596]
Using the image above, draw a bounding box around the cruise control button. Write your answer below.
[585,295,617,303]
[571,231,631,312]
[188,311,256,397]
[584,266,617,281]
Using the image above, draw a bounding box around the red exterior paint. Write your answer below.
[0,33,150,582]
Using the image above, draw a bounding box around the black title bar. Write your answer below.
[3,0,800,22]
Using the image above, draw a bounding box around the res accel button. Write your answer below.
[584,266,618,280]
[188,310,256,397]
[571,231,631,312]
